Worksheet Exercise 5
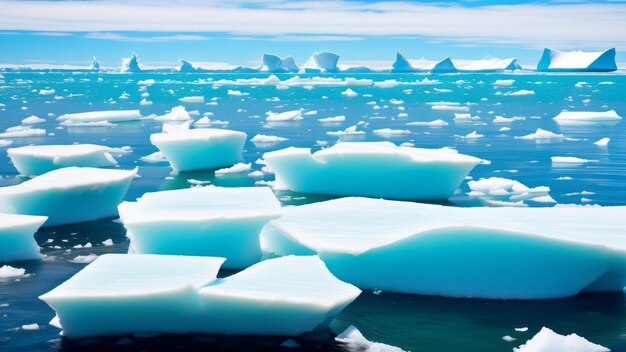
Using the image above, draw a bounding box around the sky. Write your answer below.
[0,0,624,68]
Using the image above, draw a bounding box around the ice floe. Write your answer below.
[266,110,303,122]
[8,144,127,176]
[0,265,27,279]
[150,128,247,172]
[551,156,598,165]
[515,128,564,141]
[153,105,192,121]
[466,177,552,206]
[263,142,480,200]
[40,254,360,338]
[553,110,621,125]
[0,213,47,262]
[0,167,136,226]
[536,48,617,72]
[335,325,406,352]
[118,186,281,268]
[0,126,46,138]
[406,119,448,127]
[57,110,141,124]
[514,327,609,352]
[262,196,626,299]
[21,115,45,125]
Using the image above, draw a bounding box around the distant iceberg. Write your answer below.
[537,48,617,72]
[258,53,299,72]
[118,186,282,269]
[390,52,443,72]
[0,213,47,262]
[40,254,360,339]
[453,57,522,72]
[178,58,198,73]
[0,167,136,226]
[263,142,481,201]
[121,52,141,73]
[300,51,340,73]
[262,197,626,299]
[90,56,100,71]
[431,57,457,73]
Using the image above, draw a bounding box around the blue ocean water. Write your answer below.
[0,71,625,351]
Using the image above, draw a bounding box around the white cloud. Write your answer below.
[0,1,624,48]
[83,32,209,42]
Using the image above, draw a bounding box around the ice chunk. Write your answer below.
[21,115,45,125]
[121,52,141,73]
[341,88,358,97]
[335,325,406,352]
[40,254,360,338]
[215,163,251,175]
[494,79,515,86]
[301,51,339,73]
[506,90,535,96]
[251,134,288,143]
[266,110,302,122]
[467,177,551,206]
[594,138,610,147]
[0,126,46,138]
[8,144,126,176]
[179,96,204,103]
[373,128,411,136]
[516,128,564,141]
[57,110,141,124]
[551,156,597,165]
[118,186,281,268]
[553,110,621,125]
[319,115,346,123]
[0,265,27,279]
[514,327,609,352]
[0,213,46,262]
[537,48,617,72]
[406,119,448,127]
[0,167,136,226]
[262,196,626,299]
[263,142,481,201]
[258,53,299,73]
[150,128,246,172]
[153,106,191,121]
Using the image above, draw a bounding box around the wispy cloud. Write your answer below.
[0,0,624,49]
[83,32,210,42]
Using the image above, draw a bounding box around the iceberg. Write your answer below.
[262,196,626,299]
[178,58,198,73]
[537,48,617,72]
[90,56,100,71]
[390,52,521,73]
[300,51,339,73]
[8,144,127,176]
[514,327,609,352]
[121,52,141,73]
[0,213,47,262]
[118,186,282,269]
[40,254,360,339]
[553,110,622,126]
[258,54,299,72]
[150,128,247,172]
[0,167,136,226]
[453,57,522,72]
[263,142,481,201]
[390,52,446,72]
[431,58,457,73]
[57,110,141,124]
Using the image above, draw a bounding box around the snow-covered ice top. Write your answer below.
[0,167,136,226]
[57,110,141,124]
[8,144,126,176]
[263,142,481,201]
[258,54,299,72]
[121,52,141,72]
[514,327,609,352]
[40,254,360,338]
[150,128,247,172]
[301,51,340,73]
[0,213,47,262]
[262,197,626,299]
[553,110,621,125]
[537,48,617,72]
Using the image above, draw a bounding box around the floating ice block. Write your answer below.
[0,167,136,226]
[57,110,141,124]
[150,128,247,172]
[553,110,622,125]
[263,142,481,201]
[0,213,47,262]
[8,144,126,176]
[262,197,626,299]
[40,254,360,338]
[537,48,617,72]
[118,186,282,269]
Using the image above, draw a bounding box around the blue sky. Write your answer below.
[0,0,624,68]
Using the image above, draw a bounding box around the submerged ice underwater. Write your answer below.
[0,50,626,352]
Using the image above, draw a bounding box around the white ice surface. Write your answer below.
[57,110,141,124]
[514,327,609,352]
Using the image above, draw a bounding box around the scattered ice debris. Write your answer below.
[327,123,367,136]
[118,186,281,268]
[431,103,469,112]
[551,156,598,165]
[187,179,211,186]
[594,138,610,147]
[102,239,113,247]
[0,265,27,279]
[57,110,141,124]
[454,113,480,122]
[467,177,552,206]
[0,167,136,226]
[266,110,303,122]
[262,196,626,299]
[8,144,127,176]
[40,254,360,338]
[494,79,515,86]
[162,120,192,134]
[505,90,535,96]
[263,142,480,201]
[319,115,346,123]
[406,119,448,127]
[137,79,154,86]
[150,129,247,172]
[516,327,529,332]
[0,126,46,138]
[373,128,411,137]
[0,139,13,147]
[335,325,406,352]
[503,336,517,342]
[69,254,99,264]
[493,116,525,123]
[39,89,55,95]
[21,323,40,330]
[514,327,609,352]
[0,214,47,262]
[536,48,617,72]
[178,96,204,103]
[215,163,251,175]
[341,88,358,97]
[251,134,289,144]
[456,131,484,139]
[139,151,167,163]
[553,110,621,125]
[22,115,45,125]
[227,89,248,96]
[515,128,564,141]
[153,105,192,122]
